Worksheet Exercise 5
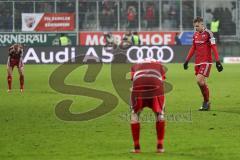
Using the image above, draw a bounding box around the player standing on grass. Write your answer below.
[7,44,24,93]
[130,58,166,153]
[183,17,223,111]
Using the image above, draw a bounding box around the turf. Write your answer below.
[0,64,240,160]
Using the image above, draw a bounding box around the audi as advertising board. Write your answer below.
[0,46,191,64]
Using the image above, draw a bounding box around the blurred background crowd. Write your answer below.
[0,0,238,37]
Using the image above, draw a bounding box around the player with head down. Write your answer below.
[7,44,24,92]
[130,58,166,153]
[183,17,223,111]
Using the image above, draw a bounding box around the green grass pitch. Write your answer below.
[0,64,240,160]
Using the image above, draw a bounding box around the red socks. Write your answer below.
[131,121,165,150]
[131,122,140,149]
[156,120,165,146]
[7,75,12,90]
[20,75,24,90]
[199,84,209,102]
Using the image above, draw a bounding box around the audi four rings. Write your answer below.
[126,46,174,63]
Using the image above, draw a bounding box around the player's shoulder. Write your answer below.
[8,45,15,52]
[131,63,138,71]
[9,44,14,49]
[204,28,214,38]
[193,31,198,36]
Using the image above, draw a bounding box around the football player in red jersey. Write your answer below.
[130,58,166,153]
[183,17,223,111]
[7,44,24,93]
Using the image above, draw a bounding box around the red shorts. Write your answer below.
[195,63,212,77]
[131,95,165,114]
[131,76,165,113]
[8,59,24,68]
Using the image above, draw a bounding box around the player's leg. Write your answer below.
[7,66,13,92]
[130,93,142,153]
[130,110,141,153]
[155,112,165,153]
[18,66,24,92]
[196,74,210,110]
[152,95,165,153]
[196,73,208,100]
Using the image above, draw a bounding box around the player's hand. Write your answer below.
[183,61,189,70]
[216,61,223,72]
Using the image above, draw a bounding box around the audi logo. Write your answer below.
[126,46,174,63]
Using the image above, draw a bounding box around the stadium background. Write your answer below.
[0,0,239,62]
[0,0,240,62]
[1,0,240,160]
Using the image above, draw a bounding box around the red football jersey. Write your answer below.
[8,44,23,60]
[7,44,24,68]
[131,62,166,82]
[186,28,220,65]
[131,61,166,98]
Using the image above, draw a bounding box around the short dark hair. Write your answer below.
[193,17,203,23]
[133,32,138,35]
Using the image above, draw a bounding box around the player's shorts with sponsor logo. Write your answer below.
[130,76,165,113]
[195,63,212,77]
[7,58,24,68]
